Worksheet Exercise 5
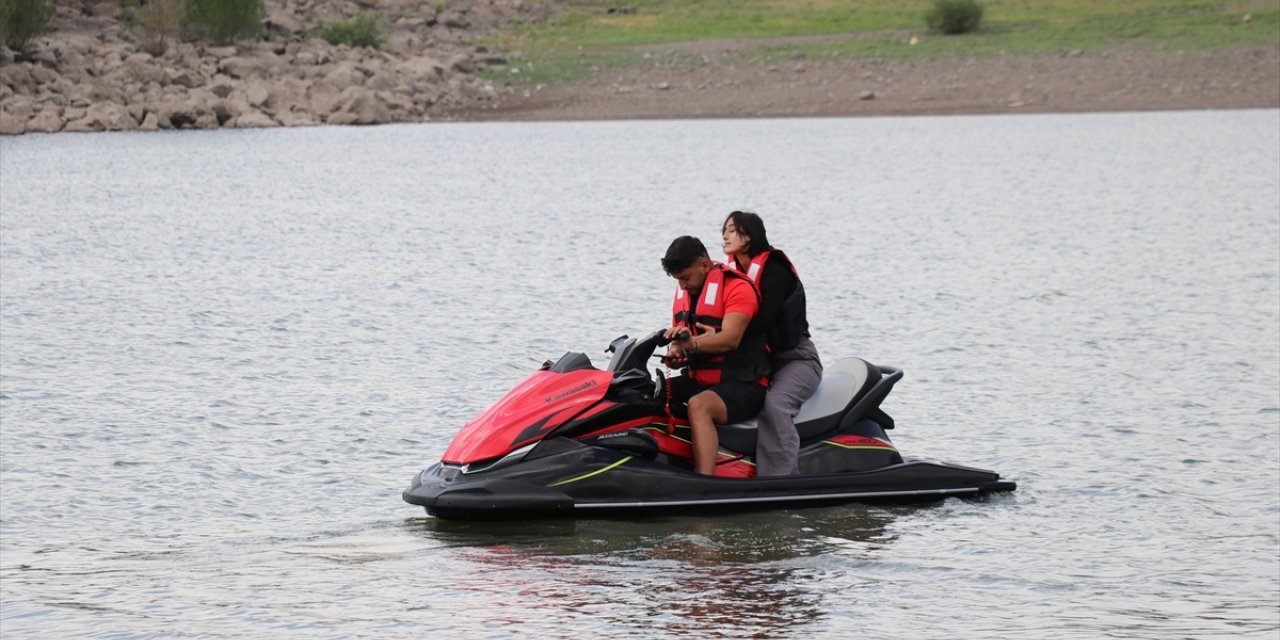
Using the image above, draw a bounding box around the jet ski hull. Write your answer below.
[403,438,1015,520]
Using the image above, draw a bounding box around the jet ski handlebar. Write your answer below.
[655,328,690,347]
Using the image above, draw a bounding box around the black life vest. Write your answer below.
[728,249,810,352]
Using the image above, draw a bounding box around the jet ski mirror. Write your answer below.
[605,334,630,354]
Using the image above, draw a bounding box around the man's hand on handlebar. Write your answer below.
[660,326,693,368]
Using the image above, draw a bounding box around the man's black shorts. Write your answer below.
[668,375,767,424]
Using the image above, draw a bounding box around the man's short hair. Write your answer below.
[662,236,709,275]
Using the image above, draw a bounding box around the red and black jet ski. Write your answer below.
[403,330,1015,519]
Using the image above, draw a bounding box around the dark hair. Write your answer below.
[723,210,772,256]
[661,235,710,275]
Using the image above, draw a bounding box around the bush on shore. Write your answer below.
[186,0,264,45]
[925,0,984,35]
[119,0,264,54]
[311,12,386,49]
[120,0,185,55]
[0,0,54,51]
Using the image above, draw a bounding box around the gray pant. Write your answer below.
[755,337,823,476]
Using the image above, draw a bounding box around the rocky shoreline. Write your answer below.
[0,0,537,135]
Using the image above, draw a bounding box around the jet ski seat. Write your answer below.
[715,358,896,455]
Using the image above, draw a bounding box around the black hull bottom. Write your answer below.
[403,441,1016,520]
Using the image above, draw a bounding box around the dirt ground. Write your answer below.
[446,43,1280,121]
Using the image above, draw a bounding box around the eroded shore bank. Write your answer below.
[453,45,1280,122]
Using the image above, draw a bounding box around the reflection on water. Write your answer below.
[403,506,900,637]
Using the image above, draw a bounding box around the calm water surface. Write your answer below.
[2,111,1278,638]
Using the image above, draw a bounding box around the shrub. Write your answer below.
[925,0,984,35]
[132,0,184,55]
[0,0,54,51]
[186,0,264,44]
[311,12,386,49]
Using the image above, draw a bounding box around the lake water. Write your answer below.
[1,110,1277,638]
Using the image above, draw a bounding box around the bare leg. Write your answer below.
[688,391,729,475]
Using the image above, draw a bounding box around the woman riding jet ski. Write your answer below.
[402,330,1016,520]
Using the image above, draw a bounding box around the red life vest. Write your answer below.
[671,264,770,386]
[727,249,798,284]
[726,249,811,352]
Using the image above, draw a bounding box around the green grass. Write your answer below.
[480,0,1280,85]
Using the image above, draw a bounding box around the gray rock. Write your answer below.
[446,53,475,73]
[2,95,36,122]
[64,102,137,132]
[219,56,276,80]
[139,111,161,131]
[155,96,205,129]
[245,83,270,107]
[27,107,64,133]
[295,41,333,66]
[67,84,94,107]
[264,78,306,115]
[441,11,470,29]
[206,46,238,59]
[308,84,343,115]
[327,86,389,125]
[209,79,236,99]
[0,112,28,135]
[326,61,367,87]
[275,108,316,127]
[29,64,61,86]
[210,95,248,125]
[30,48,57,67]
[381,90,415,115]
[0,64,33,92]
[266,12,303,35]
[125,58,166,85]
[233,110,276,128]
[366,72,398,92]
[399,56,446,82]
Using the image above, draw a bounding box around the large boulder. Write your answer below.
[232,109,277,128]
[210,95,251,126]
[0,112,29,135]
[153,92,218,129]
[244,82,271,108]
[63,102,137,132]
[307,83,343,115]
[275,108,316,127]
[26,107,65,133]
[325,61,367,87]
[0,63,34,94]
[29,64,61,86]
[2,95,36,122]
[327,86,389,125]
[398,56,446,83]
[219,55,281,80]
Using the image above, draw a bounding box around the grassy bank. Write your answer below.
[481,0,1280,85]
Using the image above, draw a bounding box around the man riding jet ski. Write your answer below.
[402,328,1016,520]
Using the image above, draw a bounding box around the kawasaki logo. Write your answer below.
[545,379,598,403]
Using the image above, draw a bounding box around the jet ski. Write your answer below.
[403,330,1015,519]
